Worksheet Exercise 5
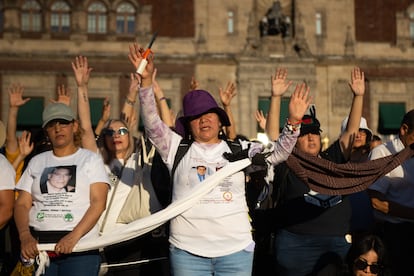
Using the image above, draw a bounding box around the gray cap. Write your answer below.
[42,103,75,128]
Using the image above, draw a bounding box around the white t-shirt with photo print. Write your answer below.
[16,148,110,241]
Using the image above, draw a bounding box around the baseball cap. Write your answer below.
[42,103,75,128]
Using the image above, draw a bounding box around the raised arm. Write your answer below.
[50,84,72,106]
[338,67,365,160]
[128,43,174,159]
[219,82,237,140]
[94,96,110,138]
[266,68,292,141]
[71,56,97,152]
[121,72,140,127]
[12,131,34,170]
[255,110,267,132]
[189,76,199,91]
[6,83,30,156]
[265,83,311,165]
[153,68,174,127]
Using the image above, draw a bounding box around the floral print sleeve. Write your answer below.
[268,124,299,165]
[247,124,299,165]
[139,86,174,160]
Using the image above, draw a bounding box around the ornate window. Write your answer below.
[315,12,322,36]
[87,1,107,34]
[227,10,234,34]
[21,0,42,32]
[410,12,414,41]
[51,1,70,33]
[116,2,135,35]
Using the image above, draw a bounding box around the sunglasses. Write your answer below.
[104,127,129,137]
[354,259,382,274]
[45,119,73,129]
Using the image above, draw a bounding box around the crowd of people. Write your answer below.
[0,42,413,276]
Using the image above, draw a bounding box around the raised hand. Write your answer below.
[348,67,365,96]
[17,131,34,159]
[128,43,144,69]
[121,105,138,131]
[189,76,199,91]
[255,110,267,131]
[71,56,93,88]
[128,43,154,83]
[271,68,292,97]
[8,83,30,108]
[219,82,237,107]
[288,83,312,123]
[101,97,111,123]
[50,84,71,106]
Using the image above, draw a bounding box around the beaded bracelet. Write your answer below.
[125,97,136,106]
[158,97,167,101]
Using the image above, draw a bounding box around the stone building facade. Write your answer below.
[1,0,414,144]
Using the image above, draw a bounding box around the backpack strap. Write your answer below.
[226,140,242,154]
[171,139,193,181]
[171,139,242,180]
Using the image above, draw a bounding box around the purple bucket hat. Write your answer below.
[174,90,230,137]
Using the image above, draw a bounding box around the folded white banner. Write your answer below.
[37,158,251,252]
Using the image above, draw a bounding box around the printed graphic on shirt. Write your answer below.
[195,165,208,182]
[40,165,77,194]
[187,160,240,204]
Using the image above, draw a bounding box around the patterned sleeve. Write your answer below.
[139,86,174,161]
[253,123,299,165]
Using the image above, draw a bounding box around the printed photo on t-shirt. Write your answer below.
[196,165,207,182]
[39,165,77,194]
[189,165,214,186]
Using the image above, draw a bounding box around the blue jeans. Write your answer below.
[41,251,100,276]
[275,229,350,276]
[169,245,253,276]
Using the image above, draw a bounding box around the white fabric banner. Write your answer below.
[37,158,251,252]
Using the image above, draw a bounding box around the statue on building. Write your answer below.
[259,1,290,38]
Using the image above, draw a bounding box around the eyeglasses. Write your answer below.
[45,119,73,129]
[354,259,382,274]
[104,127,129,137]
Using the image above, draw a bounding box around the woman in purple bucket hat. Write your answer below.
[129,43,311,276]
